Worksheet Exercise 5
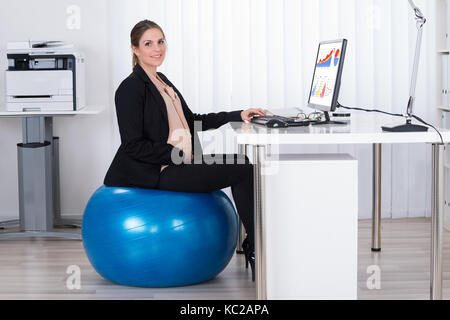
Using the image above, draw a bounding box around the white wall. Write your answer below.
[0,0,115,219]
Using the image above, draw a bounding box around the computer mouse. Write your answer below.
[266,119,289,128]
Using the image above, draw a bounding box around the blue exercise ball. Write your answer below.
[82,185,238,287]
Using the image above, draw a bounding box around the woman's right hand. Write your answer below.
[241,108,266,122]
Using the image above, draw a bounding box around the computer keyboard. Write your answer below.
[251,115,314,128]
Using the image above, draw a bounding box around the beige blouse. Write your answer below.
[149,73,193,172]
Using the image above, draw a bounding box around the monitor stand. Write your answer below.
[312,112,347,126]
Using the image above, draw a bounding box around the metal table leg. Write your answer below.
[431,143,444,300]
[253,145,267,300]
[52,136,82,228]
[0,219,19,229]
[0,116,81,240]
[0,231,81,240]
[372,144,382,252]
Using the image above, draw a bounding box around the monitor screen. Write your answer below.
[308,39,347,113]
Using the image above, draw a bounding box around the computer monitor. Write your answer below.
[308,39,347,125]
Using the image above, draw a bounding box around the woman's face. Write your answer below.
[133,28,166,70]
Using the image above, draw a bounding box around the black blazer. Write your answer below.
[104,64,243,189]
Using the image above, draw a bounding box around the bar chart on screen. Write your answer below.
[334,49,341,66]
[311,76,334,99]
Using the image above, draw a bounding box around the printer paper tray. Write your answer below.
[6,70,73,96]
[7,95,74,112]
[6,101,75,112]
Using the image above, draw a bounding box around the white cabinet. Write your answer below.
[264,154,358,300]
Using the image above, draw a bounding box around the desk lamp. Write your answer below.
[382,0,428,132]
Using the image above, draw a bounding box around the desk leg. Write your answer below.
[236,144,249,254]
[0,219,19,229]
[0,116,80,240]
[431,143,444,300]
[52,136,81,228]
[372,143,382,252]
[253,145,267,300]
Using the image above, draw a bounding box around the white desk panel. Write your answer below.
[0,105,104,118]
[230,113,450,145]
[264,154,358,300]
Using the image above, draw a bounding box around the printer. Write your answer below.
[6,41,85,112]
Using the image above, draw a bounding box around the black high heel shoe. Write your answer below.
[242,237,255,282]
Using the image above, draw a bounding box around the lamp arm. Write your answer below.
[408,0,426,23]
[406,0,426,118]
[407,25,424,117]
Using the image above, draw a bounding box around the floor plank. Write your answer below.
[0,218,448,300]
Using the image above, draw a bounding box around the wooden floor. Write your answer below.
[0,218,448,300]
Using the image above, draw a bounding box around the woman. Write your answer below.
[104,20,265,281]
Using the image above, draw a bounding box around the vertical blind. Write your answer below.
[108,0,438,219]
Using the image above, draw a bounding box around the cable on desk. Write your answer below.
[411,114,444,146]
[337,103,404,118]
[337,103,445,147]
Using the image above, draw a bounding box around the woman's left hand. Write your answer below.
[241,108,266,122]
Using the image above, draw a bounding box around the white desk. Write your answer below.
[0,106,104,239]
[231,112,450,300]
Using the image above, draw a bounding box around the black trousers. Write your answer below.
[157,154,254,250]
